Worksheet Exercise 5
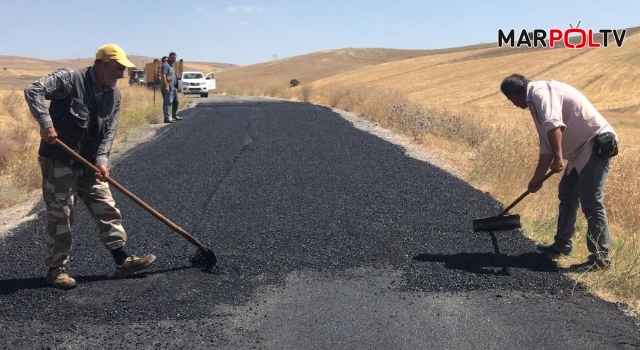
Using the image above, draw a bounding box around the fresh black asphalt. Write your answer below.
[1,97,639,349]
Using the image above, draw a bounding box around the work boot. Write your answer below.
[567,254,611,273]
[536,241,572,259]
[112,254,157,279]
[46,266,77,289]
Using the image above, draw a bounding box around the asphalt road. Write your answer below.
[1,96,639,349]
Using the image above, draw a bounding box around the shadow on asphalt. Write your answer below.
[414,229,558,275]
[0,266,193,295]
[413,250,558,275]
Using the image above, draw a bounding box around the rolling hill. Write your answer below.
[212,26,640,114]
[0,54,236,89]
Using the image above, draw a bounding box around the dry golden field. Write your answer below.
[1,28,639,312]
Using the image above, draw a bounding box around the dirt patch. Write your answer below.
[0,190,43,239]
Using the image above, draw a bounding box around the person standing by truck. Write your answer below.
[159,52,182,123]
[157,56,167,84]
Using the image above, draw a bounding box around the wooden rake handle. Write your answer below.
[498,171,555,216]
[54,139,208,250]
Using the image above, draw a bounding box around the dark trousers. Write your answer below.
[556,151,611,261]
[172,89,179,118]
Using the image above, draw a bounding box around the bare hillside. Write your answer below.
[213,26,640,107]
[0,54,236,89]
[213,47,495,93]
[307,31,640,113]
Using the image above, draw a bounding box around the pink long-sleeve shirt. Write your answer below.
[526,80,616,174]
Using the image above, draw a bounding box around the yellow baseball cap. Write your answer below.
[95,44,135,68]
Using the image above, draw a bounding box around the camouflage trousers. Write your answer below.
[38,157,127,267]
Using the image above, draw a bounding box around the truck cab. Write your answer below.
[127,69,145,85]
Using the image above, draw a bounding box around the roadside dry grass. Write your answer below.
[114,83,164,151]
[0,90,41,207]
[0,81,169,209]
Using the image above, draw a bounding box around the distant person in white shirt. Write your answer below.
[500,73,618,272]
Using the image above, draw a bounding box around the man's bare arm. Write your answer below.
[547,127,565,173]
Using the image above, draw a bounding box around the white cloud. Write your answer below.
[238,21,249,27]
[243,6,262,13]
[195,7,205,12]
[226,6,262,14]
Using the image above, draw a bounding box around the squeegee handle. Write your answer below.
[54,139,208,250]
[498,171,555,216]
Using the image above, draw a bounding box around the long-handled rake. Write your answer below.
[55,139,217,270]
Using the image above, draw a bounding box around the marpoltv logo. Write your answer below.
[498,21,627,48]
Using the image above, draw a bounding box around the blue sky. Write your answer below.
[1,0,638,66]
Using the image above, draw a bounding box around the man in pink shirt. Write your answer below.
[500,73,618,272]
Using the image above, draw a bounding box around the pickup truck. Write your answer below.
[178,71,216,98]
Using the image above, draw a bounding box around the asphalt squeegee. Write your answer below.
[473,171,555,232]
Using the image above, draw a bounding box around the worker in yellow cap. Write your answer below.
[23,44,156,289]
